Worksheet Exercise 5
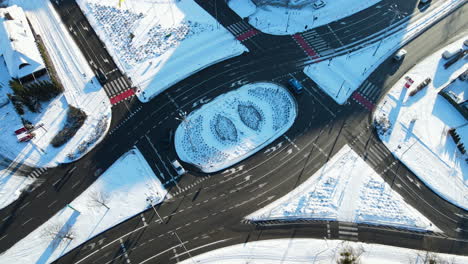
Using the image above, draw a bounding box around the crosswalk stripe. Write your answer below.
[307,37,325,44]
[106,84,117,96]
[302,31,319,37]
[110,80,123,93]
[361,81,373,95]
[338,230,358,236]
[339,226,358,231]
[230,24,243,34]
[117,78,128,90]
[313,43,328,50]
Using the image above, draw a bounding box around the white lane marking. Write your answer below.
[36,190,46,198]
[119,238,132,264]
[48,200,57,208]
[139,242,188,264]
[75,225,147,264]
[22,218,33,226]
[283,135,300,151]
[19,201,31,210]
[170,238,233,260]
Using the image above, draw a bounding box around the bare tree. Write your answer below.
[336,244,364,264]
[88,190,110,209]
[410,251,456,264]
[42,221,75,246]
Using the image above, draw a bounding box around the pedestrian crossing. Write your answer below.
[352,80,380,111]
[226,21,259,41]
[103,76,132,98]
[28,167,47,181]
[300,30,333,55]
[359,80,381,103]
[338,222,359,241]
[226,20,252,35]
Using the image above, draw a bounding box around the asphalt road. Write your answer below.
[0,0,467,263]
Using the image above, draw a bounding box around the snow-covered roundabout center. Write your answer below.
[175,82,297,173]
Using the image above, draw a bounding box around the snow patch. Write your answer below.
[76,0,247,103]
[374,36,468,209]
[248,145,437,231]
[175,82,297,173]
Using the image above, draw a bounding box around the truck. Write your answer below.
[288,78,304,94]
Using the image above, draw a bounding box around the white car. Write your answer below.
[171,160,186,175]
[393,49,407,61]
[313,0,326,9]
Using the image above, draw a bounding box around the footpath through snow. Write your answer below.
[76,0,247,103]
[0,148,167,264]
[248,145,437,232]
[374,36,468,210]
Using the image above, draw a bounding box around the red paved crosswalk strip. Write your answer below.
[110,88,135,105]
[236,29,259,41]
[352,92,374,111]
[292,34,321,61]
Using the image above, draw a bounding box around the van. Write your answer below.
[442,48,463,59]
[393,49,407,61]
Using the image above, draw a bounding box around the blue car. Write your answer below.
[288,78,304,94]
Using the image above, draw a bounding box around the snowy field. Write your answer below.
[248,145,437,231]
[228,0,381,35]
[175,82,297,173]
[304,0,463,104]
[0,0,112,168]
[0,148,167,264]
[179,238,468,264]
[374,37,468,210]
[76,0,247,103]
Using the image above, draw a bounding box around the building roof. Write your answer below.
[0,5,45,79]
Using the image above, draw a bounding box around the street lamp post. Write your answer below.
[172,231,195,263]
[373,4,407,56]
[146,195,163,223]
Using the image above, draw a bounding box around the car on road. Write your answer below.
[312,0,326,9]
[393,49,407,61]
[288,78,304,94]
[171,160,186,175]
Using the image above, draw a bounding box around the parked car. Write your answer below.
[288,78,304,94]
[171,160,186,175]
[312,0,326,9]
[442,48,463,59]
[393,49,407,61]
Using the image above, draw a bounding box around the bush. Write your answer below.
[51,106,87,147]
[337,246,363,264]
[7,94,25,115]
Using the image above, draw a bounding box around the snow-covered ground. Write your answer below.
[0,169,34,209]
[0,0,112,168]
[76,0,247,103]
[179,238,468,264]
[228,0,381,35]
[304,0,463,104]
[175,82,297,173]
[374,37,468,210]
[248,145,437,231]
[0,147,167,264]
